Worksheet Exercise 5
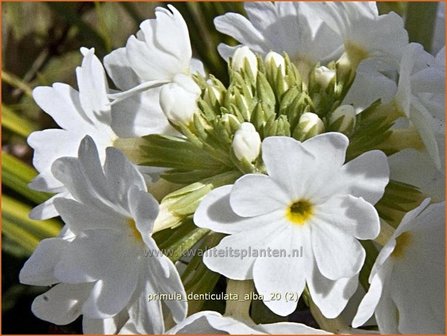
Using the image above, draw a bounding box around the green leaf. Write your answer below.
[2,104,37,138]
[2,153,51,204]
[2,195,61,241]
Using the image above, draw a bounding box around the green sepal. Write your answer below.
[139,134,223,170]
[376,180,425,228]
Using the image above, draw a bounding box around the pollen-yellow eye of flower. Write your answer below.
[285,199,314,225]
[391,231,412,259]
[128,218,143,242]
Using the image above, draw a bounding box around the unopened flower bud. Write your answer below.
[232,46,258,77]
[232,122,261,162]
[160,74,201,126]
[314,66,336,89]
[329,105,356,135]
[294,112,325,141]
[221,114,241,134]
[265,51,286,76]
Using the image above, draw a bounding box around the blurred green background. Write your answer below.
[1,2,444,334]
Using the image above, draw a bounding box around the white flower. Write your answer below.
[214,2,341,66]
[160,74,201,126]
[167,311,330,334]
[309,2,408,68]
[395,43,445,170]
[195,133,389,318]
[28,48,116,219]
[232,122,261,162]
[231,46,258,76]
[20,136,187,334]
[103,5,204,136]
[352,199,445,333]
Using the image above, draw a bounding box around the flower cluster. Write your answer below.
[22,2,444,334]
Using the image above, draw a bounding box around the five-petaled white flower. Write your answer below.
[195,133,389,318]
[20,136,187,334]
[352,199,445,334]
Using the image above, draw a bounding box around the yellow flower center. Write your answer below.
[391,231,412,259]
[285,199,314,225]
[128,218,143,242]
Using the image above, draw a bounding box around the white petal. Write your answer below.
[28,129,82,184]
[76,48,111,125]
[388,149,445,202]
[149,254,187,323]
[29,193,64,220]
[55,230,138,286]
[82,274,137,319]
[155,5,191,63]
[195,185,284,234]
[204,218,283,280]
[262,136,316,199]
[214,13,269,54]
[230,174,289,217]
[352,264,391,327]
[129,187,159,238]
[315,194,380,240]
[410,98,441,170]
[54,198,123,234]
[32,283,92,325]
[321,150,389,204]
[110,88,173,137]
[308,259,359,319]
[253,226,307,316]
[311,218,365,280]
[104,47,141,91]
[127,281,164,334]
[82,312,128,335]
[375,289,399,333]
[343,69,397,111]
[104,147,147,209]
[390,204,445,333]
[32,84,90,130]
[19,238,67,286]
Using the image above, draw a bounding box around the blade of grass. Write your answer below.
[2,71,33,97]
[3,195,61,240]
[2,153,52,204]
[2,104,37,138]
[2,218,40,255]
